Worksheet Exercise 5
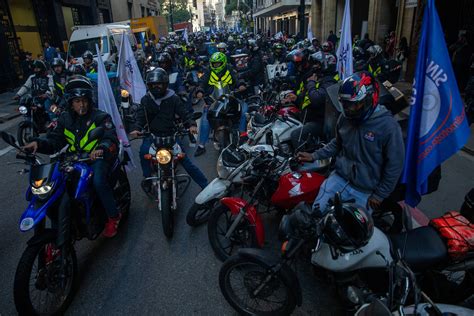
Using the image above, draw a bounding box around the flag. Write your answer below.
[336,0,353,80]
[95,44,135,169]
[183,27,189,45]
[307,18,313,41]
[117,32,147,104]
[401,0,470,207]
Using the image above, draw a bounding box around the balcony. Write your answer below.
[253,0,311,18]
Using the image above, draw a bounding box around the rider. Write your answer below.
[157,52,185,94]
[129,68,208,190]
[82,50,98,74]
[268,42,287,64]
[194,52,237,157]
[182,43,198,71]
[297,71,405,215]
[22,75,122,237]
[51,58,68,98]
[365,45,386,79]
[239,39,265,95]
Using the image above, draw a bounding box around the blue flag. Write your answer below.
[401,0,470,207]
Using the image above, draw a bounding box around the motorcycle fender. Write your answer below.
[237,248,303,307]
[195,178,230,205]
[220,197,265,248]
[26,228,57,246]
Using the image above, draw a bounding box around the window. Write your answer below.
[68,36,109,58]
[128,3,132,19]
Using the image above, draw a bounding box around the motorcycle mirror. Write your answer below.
[192,112,203,120]
[88,127,105,143]
[0,131,19,149]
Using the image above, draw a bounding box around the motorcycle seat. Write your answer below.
[252,113,270,127]
[389,226,448,272]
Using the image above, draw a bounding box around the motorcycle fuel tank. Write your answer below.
[311,228,393,272]
[271,171,325,209]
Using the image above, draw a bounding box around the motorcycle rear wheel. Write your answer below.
[208,204,258,262]
[219,255,296,315]
[17,125,38,147]
[160,187,174,238]
[14,240,78,315]
[115,168,131,220]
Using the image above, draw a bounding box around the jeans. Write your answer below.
[91,159,118,218]
[139,137,208,189]
[312,172,371,216]
[198,106,211,145]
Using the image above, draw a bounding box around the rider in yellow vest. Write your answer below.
[194,52,237,156]
[82,50,98,74]
[23,75,122,238]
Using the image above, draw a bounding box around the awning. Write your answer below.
[253,0,311,18]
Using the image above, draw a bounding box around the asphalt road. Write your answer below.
[0,117,342,315]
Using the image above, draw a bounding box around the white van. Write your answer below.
[67,24,137,65]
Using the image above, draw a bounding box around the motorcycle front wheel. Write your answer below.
[17,125,38,147]
[186,199,216,227]
[160,186,174,238]
[219,255,297,316]
[208,204,258,262]
[14,240,78,315]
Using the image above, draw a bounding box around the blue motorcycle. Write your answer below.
[1,128,131,315]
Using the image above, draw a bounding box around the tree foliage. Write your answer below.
[159,0,191,24]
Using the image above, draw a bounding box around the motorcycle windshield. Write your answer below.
[211,84,229,100]
[30,163,55,186]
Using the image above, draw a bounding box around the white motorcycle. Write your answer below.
[218,193,474,315]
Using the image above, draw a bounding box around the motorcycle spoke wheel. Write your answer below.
[14,241,78,315]
[208,205,257,262]
[220,258,294,315]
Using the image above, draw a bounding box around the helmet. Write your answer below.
[157,53,172,70]
[69,64,86,76]
[210,52,227,73]
[64,75,93,104]
[338,71,380,122]
[51,58,65,68]
[187,43,196,54]
[367,45,383,58]
[273,42,284,56]
[217,42,228,52]
[309,51,337,74]
[82,50,94,61]
[285,38,295,49]
[247,39,259,52]
[146,68,169,98]
[322,41,332,52]
[32,60,47,73]
[353,46,366,60]
[227,36,235,42]
[164,45,176,58]
[324,203,374,253]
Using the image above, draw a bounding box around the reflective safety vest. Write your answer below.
[368,64,382,77]
[333,73,340,82]
[55,82,65,94]
[297,81,320,109]
[64,122,98,152]
[184,56,196,69]
[208,70,233,89]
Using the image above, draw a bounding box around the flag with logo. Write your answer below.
[183,27,189,45]
[307,17,313,41]
[401,0,470,207]
[336,0,353,80]
[117,32,147,104]
[96,45,135,169]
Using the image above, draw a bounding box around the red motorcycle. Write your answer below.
[207,150,329,261]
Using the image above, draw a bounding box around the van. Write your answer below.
[67,24,138,65]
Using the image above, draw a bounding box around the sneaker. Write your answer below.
[103,213,122,238]
[194,145,206,157]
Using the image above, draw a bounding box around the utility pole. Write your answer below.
[298,0,305,39]
[169,0,174,31]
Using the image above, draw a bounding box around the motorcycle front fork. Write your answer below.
[225,208,246,239]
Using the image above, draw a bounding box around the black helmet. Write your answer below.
[51,58,65,68]
[64,75,93,104]
[324,203,374,253]
[82,50,94,61]
[247,39,259,52]
[68,64,86,76]
[32,60,47,72]
[146,67,169,85]
[157,53,172,70]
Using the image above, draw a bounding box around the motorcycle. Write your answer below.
[17,95,53,146]
[141,113,202,238]
[1,129,131,315]
[218,193,474,315]
[119,89,137,133]
[208,140,330,261]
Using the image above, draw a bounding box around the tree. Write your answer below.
[159,0,191,25]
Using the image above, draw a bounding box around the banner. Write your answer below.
[336,0,353,80]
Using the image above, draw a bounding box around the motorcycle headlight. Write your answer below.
[156,149,172,164]
[31,183,53,197]
[19,106,28,114]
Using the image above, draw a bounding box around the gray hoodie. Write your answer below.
[312,106,405,201]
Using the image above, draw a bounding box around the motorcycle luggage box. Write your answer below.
[389,226,448,272]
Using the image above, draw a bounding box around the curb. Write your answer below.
[0,112,21,123]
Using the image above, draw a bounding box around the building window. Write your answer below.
[128,3,132,19]
[71,7,81,25]
[141,5,145,17]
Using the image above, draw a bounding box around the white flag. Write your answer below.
[307,18,313,41]
[183,27,189,45]
[117,32,147,104]
[95,44,135,169]
[336,0,353,80]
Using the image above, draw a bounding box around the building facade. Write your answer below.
[110,0,160,22]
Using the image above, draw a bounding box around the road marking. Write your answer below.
[0,146,13,157]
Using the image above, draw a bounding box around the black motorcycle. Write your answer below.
[17,95,56,146]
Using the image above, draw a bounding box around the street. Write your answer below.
[0,115,343,315]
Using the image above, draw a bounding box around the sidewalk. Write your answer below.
[0,90,21,123]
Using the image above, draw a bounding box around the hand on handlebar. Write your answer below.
[90,149,103,160]
[296,152,314,162]
[22,141,38,154]
[189,126,198,134]
[129,130,143,139]
[12,95,20,101]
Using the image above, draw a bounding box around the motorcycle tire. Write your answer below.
[17,125,38,147]
[186,200,216,227]
[115,168,131,220]
[219,255,297,316]
[208,204,258,262]
[160,187,174,238]
[14,239,78,316]
[214,129,229,152]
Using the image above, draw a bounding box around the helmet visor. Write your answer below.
[340,99,366,119]
[211,61,223,69]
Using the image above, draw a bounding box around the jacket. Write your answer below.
[35,108,118,155]
[240,52,265,86]
[198,66,237,96]
[17,74,54,97]
[299,74,338,122]
[312,106,405,201]
[134,89,196,135]
[53,73,68,97]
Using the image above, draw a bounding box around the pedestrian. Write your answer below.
[327,30,338,48]
[385,31,396,58]
[20,51,34,80]
[55,47,66,60]
[43,42,56,64]
[396,37,410,80]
